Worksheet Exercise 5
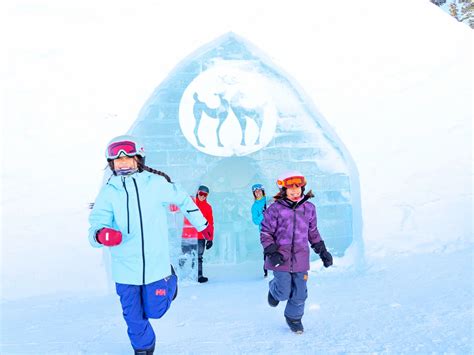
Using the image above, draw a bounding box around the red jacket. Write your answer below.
[182,197,214,240]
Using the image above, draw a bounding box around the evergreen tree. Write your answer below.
[459,1,474,28]
[433,0,474,29]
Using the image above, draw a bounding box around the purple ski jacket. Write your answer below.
[260,195,323,272]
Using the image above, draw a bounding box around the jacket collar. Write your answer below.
[276,194,311,210]
[107,171,151,189]
[195,197,210,208]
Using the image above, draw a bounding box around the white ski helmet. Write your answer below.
[276,170,307,189]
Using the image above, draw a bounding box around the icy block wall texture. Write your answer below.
[130,33,361,271]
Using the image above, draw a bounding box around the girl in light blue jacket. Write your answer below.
[89,135,212,355]
[251,183,268,277]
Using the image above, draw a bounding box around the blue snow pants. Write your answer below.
[269,271,308,320]
[116,274,177,351]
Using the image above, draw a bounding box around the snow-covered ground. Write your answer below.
[2,249,472,353]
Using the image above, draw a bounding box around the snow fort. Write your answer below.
[126,33,362,279]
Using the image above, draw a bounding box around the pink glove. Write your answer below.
[200,223,214,241]
[96,228,122,246]
[169,204,179,213]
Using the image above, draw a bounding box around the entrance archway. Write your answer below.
[128,33,362,277]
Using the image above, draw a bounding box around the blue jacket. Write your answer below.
[251,197,267,230]
[89,171,207,285]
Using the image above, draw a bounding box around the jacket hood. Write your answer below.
[276,193,313,209]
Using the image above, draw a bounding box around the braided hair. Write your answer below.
[138,160,173,183]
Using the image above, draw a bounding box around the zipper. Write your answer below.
[277,197,309,273]
[121,178,130,234]
[132,177,146,285]
[290,204,297,273]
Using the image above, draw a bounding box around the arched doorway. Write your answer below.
[128,33,362,278]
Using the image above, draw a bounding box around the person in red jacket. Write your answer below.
[180,185,214,283]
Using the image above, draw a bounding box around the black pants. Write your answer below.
[263,254,268,276]
[181,239,206,277]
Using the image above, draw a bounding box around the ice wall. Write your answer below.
[126,33,362,274]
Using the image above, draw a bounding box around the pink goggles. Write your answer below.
[107,141,141,160]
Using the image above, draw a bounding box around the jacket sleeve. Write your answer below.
[251,202,264,226]
[88,186,114,248]
[260,204,278,249]
[308,204,323,245]
[206,205,214,240]
[162,182,208,232]
[205,204,214,227]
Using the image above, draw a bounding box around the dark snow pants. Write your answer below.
[116,273,177,351]
[269,271,308,320]
[181,239,206,277]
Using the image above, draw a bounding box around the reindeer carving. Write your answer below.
[230,93,264,146]
[193,92,229,147]
[192,91,265,148]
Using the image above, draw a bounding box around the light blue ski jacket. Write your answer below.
[88,171,207,285]
[251,197,267,231]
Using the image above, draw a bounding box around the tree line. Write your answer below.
[431,0,473,28]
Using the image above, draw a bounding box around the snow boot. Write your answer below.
[267,291,279,307]
[135,351,153,355]
[198,276,208,283]
[285,316,304,334]
[134,343,154,354]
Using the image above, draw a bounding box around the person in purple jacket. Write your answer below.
[260,170,333,334]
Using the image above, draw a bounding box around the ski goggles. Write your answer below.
[277,176,306,188]
[107,141,140,160]
[197,191,208,197]
[252,184,264,192]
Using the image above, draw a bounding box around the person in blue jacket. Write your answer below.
[251,183,268,277]
[89,135,212,355]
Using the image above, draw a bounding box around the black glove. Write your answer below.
[268,253,284,267]
[205,240,213,250]
[319,250,333,268]
[264,244,284,267]
[311,241,333,268]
